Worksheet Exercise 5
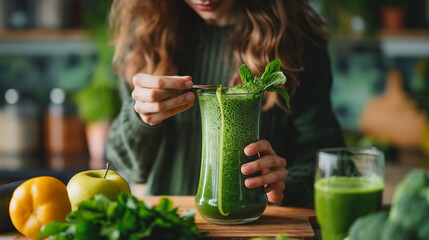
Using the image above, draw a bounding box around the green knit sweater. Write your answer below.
[105,24,344,207]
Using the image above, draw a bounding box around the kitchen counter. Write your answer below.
[1,196,318,240]
[1,150,427,239]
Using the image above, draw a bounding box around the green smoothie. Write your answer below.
[315,176,384,240]
[195,88,267,225]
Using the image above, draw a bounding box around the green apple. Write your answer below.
[67,164,131,211]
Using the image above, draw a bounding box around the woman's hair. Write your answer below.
[110,0,326,110]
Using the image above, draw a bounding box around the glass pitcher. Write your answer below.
[195,88,267,225]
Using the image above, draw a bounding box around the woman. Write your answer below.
[107,0,344,207]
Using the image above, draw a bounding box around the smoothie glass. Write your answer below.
[195,88,267,225]
[314,147,385,240]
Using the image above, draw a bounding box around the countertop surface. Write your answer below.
[1,150,427,239]
[1,196,318,240]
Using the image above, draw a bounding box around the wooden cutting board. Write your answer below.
[7,196,316,240]
[145,196,316,239]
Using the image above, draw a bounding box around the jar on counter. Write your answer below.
[44,88,88,170]
[0,89,41,169]
[36,0,65,29]
[6,0,36,29]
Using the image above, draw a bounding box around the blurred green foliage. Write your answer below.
[348,170,429,240]
[73,0,120,123]
[318,0,406,37]
[318,0,377,36]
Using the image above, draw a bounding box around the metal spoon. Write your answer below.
[192,85,218,89]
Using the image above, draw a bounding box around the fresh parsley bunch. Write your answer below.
[229,58,290,109]
[37,193,200,240]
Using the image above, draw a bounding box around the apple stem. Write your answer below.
[104,163,111,179]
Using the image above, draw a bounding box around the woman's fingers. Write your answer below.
[241,155,286,175]
[131,73,195,125]
[244,139,276,156]
[135,92,195,113]
[132,88,182,102]
[133,73,193,89]
[265,181,285,194]
[138,101,195,125]
[244,169,288,188]
[264,183,276,193]
[241,139,287,204]
[267,185,285,204]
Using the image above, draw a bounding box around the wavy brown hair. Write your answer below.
[110,0,326,110]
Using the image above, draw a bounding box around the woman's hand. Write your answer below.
[241,140,288,204]
[132,73,195,125]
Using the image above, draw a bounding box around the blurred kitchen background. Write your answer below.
[0,0,428,203]
[0,0,119,183]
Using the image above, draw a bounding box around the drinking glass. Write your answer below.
[195,88,267,225]
[314,147,384,240]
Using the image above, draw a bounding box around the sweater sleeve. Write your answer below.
[282,40,345,207]
[105,79,163,183]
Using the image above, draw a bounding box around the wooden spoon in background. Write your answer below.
[360,69,428,148]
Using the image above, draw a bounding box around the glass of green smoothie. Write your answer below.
[314,147,385,240]
[195,87,267,225]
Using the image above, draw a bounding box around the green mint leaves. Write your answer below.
[37,194,200,240]
[238,64,253,84]
[233,58,290,109]
[262,58,281,79]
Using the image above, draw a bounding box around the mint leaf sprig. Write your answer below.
[37,194,200,240]
[234,58,290,109]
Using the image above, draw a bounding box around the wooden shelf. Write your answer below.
[379,30,429,57]
[329,30,429,57]
[379,29,429,38]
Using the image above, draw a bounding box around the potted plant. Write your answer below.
[73,0,120,169]
[318,0,380,37]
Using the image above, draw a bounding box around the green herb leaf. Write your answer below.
[239,64,253,84]
[246,81,263,93]
[229,59,290,109]
[37,193,200,240]
[75,221,98,240]
[261,58,281,79]
[262,72,287,89]
[155,197,174,212]
[180,209,197,223]
[253,76,264,89]
[122,209,139,230]
[37,222,71,239]
[77,194,112,213]
[266,86,291,109]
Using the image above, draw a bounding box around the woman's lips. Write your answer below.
[193,1,221,11]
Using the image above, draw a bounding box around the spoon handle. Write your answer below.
[192,85,218,89]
